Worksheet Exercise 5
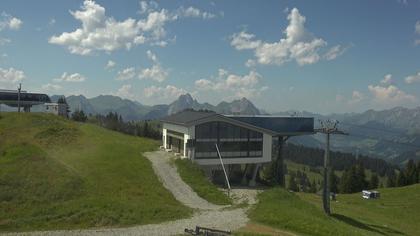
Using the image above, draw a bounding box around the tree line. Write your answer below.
[70,109,162,140]
[286,159,420,194]
[283,143,397,177]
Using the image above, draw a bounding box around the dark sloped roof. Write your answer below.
[228,116,314,135]
[160,110,218,125]
[161,110,314,136]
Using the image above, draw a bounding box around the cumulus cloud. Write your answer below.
[405,72,420,84]
[176,6,216,19]
[0,12,23,31]
[116,67,136,81]
[324,45,347,61]
[105,60,116,70]
[368,84,415,104]
[230,8,345,66]
[138,50,168,82]
[143,85,186,98]
[195,69,266,98]
[139,64,168,82]
[348,90,364,104]
[0,67,25,83]
[54,72,86,82]
[245,59,256,68]
[381,74,393,85]
[114,84,135,99]
[49,0,217,55]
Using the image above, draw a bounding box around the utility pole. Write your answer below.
[315,119,348,215]
[17,83,21,113]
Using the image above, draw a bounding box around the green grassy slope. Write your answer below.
[248,184,420,236]
[0,113,192,232]
[174,158,232,205]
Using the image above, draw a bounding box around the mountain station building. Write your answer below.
[161,110,314,186]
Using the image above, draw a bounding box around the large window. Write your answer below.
[195,121,263,159]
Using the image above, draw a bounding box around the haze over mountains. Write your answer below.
[51,93,420,164]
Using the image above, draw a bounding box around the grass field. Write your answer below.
[0,113,192,232]
[173,158,232,205]
[245,184,420,236]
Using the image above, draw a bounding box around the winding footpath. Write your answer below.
[8,151,254,236]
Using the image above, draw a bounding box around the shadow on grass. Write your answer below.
[332,214,405,235]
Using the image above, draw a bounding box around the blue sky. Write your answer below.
[0,0,419,114]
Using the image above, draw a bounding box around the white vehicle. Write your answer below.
[362,190,380,199]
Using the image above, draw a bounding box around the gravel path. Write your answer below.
[6,151,256,236]
[144,151,224,210]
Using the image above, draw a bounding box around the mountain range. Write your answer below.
[50,93,420,164]
[51,93,261,121]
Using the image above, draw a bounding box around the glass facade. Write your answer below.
[195,121,263,159]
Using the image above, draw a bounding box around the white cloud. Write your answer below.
[381,74,393,84]
[195,69,266,98]
[405,72,420,84]
[230,8,345,66]
[0,37,11,45]
[324,45,347,61]
[114,84,135,99]
[105,60,116,69]
[0,67,25,83]
[54,72,86,82]
[0,13,22,31]
[8,17,22,30]
[49,0,217,55]
[146,50,157,62]
[42,83,62,91]
[245,59,256,68]
[49,18,56,26]
[139,64,168,82]
[177,6,216,19]
[116,67,135,81]
[368,84,415,104]
[349,90,364,104]
[139,1,159,15]
[230,31,261,50]
[138,50,168,82]
[143,85,186,98]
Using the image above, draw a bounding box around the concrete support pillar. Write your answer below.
[249,164,261,187]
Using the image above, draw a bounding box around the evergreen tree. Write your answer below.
[71,109,87,122]
[329,170,339,193]
[386,171,396,188]
[405,159,418,185]
[369,174,379,189]
[417,161,420,183]
[397,171,407,187]
[356,164,368,191]
[309,180,317,193]
[143,121,149,137]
